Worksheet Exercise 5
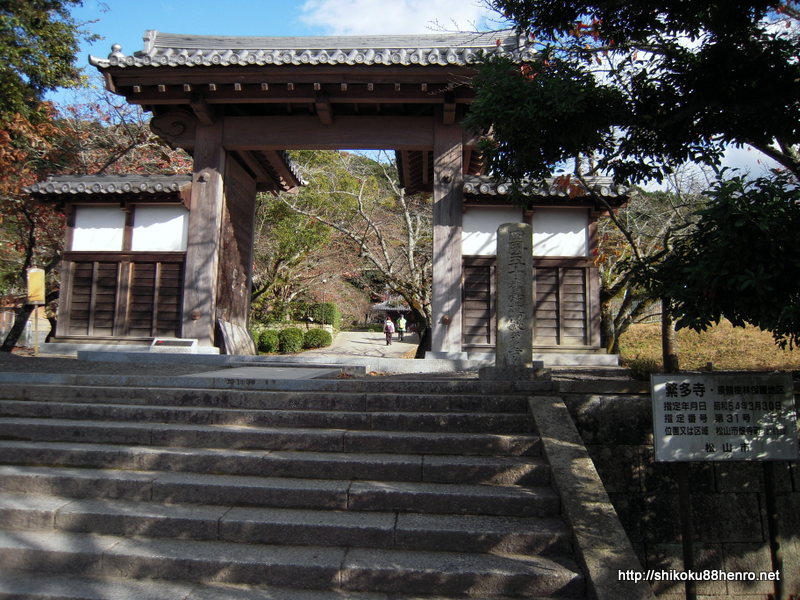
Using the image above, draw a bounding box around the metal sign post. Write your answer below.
[26,268,45,356]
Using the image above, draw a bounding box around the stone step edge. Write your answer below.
[0,406,534,436]
[0,373,555,394]
[0,491,572,554]
[0,569,559,600]
[0,386,532,411]
[0,402,532,420]
[0,465,560,518]
[0,417,541,456]
[0,439,551,486]
[0,530,585,597]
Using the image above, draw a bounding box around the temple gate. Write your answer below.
[30,30,626,359]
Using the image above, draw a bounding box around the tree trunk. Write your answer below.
[1,304,35,353]
[600,298,616,353]
[661,298,680,373]
[45,316,57,343]
[1,289,60,353]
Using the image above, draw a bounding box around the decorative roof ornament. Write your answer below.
[89,30,529,69]
[25,174,193,196]
[462,174,629,201]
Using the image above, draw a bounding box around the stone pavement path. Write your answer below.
[298,330,419,359]
[0,330,420,377]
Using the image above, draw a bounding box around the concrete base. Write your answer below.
[75,351,494,375]
[41,342,220,356]
[425,351,470,361]
[468,352,620,367]
[478,365,550,381]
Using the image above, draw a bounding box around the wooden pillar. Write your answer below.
[431,117,464,355]
[181,120,226,345]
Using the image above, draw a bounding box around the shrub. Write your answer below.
[624,356,662,381]
[258,330,280,354]
[303,328,332,349]
[308,302,341,330]
[278,327,304,353]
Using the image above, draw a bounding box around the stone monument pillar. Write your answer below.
[496,223,534,368]
[480,222,547,379]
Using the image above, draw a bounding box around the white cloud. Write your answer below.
[298,0,499,35]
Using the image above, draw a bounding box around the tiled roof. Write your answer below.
[25,174,192,196]
[89,30,531,69]
[463,175,628,199]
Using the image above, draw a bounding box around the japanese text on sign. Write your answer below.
[651,373,797,462]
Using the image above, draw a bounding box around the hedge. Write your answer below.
[257,329,280,354]
[303,328,333,349]
[278,327,304,353]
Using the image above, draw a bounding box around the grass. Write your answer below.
[618,319,800,373]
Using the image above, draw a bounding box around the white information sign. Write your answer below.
[651,373,797,462]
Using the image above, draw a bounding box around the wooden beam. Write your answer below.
[431,113,464,354]
[189,97,215,125]
[314,94,333,125]
[182,121,226,346]
[223,115,434,150]
[443,91,456,125]
[117,82,474,105]
[259,149,302,191]
[399,150,413,190]
[463,146,473,174]
[234,150,273,186]
[106,64,477,88]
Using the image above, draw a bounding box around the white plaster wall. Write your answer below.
[71,206,125,251]
[131,205,189,252]
[462,206,524,255]
[532,208,588,256]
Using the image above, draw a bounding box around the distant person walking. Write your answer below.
[396,315,407,341]
[383,317,395,345]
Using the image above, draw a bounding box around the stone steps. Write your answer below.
[0,492,571,554]
[0,384,532,413]
[0,530,584,597]
[0,417,541,455]
[0,379,585,598]
[0,440,550,485]
[0,400,534,433]
[0,465,560,517]
[0,570,561,600]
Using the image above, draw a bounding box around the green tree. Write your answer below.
[250,195,331,323]
[279,150,433,344]
[0,0,92,124]
[467,1,800,184]
[649,174,800,348]
[597,178,704,353]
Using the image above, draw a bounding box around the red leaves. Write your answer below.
[519,64,538,80]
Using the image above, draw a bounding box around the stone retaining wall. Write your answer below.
[561,389,799,599]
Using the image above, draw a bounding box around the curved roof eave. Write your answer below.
[89,29,532,69]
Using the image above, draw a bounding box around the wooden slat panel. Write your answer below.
[534,266,560,345]
[464,258,597,350]
[462,260,492,346]
[128,262,155,335]
[68,263,94,335]
[155,261,182,336]
[92,263,118,335]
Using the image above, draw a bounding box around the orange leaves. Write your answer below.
[552,174,589,198]
[519,63,539,80]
